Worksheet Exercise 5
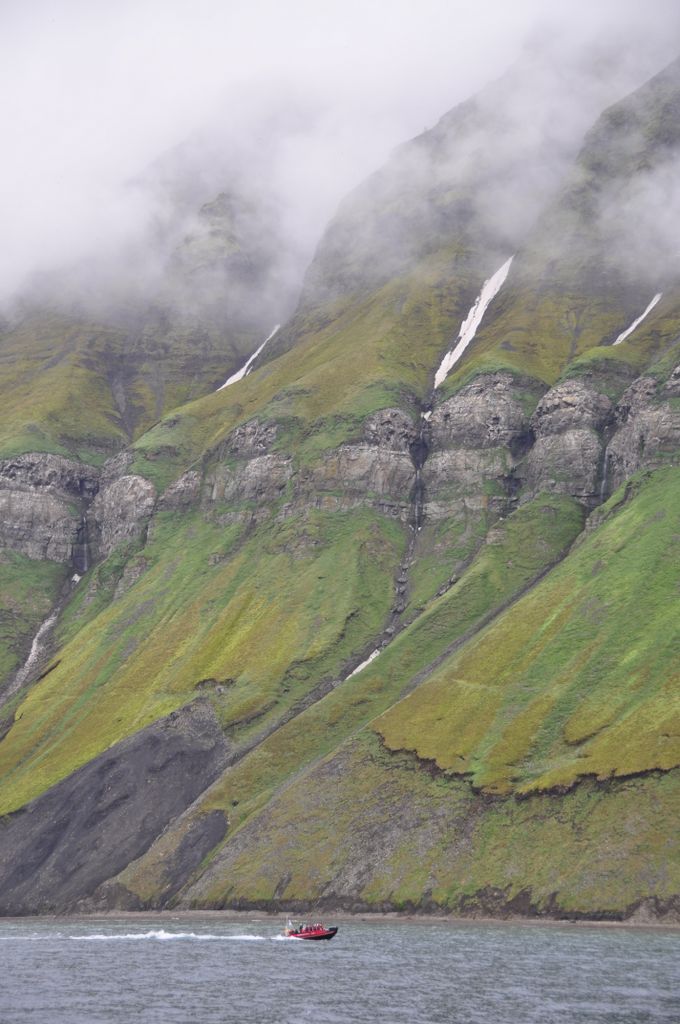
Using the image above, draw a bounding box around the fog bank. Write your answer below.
[2,0,679,306]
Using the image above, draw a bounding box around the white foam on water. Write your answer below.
[613,293,662,345]
[70,930,265,942]
[218,324,280,390]
[434,257,514,389]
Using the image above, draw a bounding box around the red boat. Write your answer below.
[283,920,338,941]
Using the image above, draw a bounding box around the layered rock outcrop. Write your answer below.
[0,448,162,577]
[605,372,680,493]
[524,379,612,505]
[88,474,157,560]
[204,418,293,518]
[296,409,417,520]
[0,453,99,563]
[203,410,418,524]
[425,373,538,521]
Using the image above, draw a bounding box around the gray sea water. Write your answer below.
[0,915,677,1023]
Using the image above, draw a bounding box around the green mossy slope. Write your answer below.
[109,494,584,905]
[0,508,403,815]
[376,467,680,795]
[180,730,680,919]
[129,256,485,492]
[0,554,67,687]
[0,310,260,463]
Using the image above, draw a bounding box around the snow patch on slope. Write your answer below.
[218,324,281,390]
[8,612,58,698]
[345,648,380,680]
[434,257,514,389]
[613,294,662,345]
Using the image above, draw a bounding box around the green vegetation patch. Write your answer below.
[112,491,582,905]
[0,507,403,814]
[0,553,67,685]
[198,493,580,814]
[0,310,263,465]
[376,467,680,794]
[181,730,680,918]
[128,253,491,493]
[443,288,645,393]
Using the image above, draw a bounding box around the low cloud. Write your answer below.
[1,0,679,311]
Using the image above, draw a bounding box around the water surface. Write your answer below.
[0,915,677,1023]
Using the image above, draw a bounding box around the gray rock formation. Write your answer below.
[0,700,228,915]
[524,379,613,504]
[304,409,418,516]
[208,453,293,506]
[430,374,531,450]
[605,373,680,493]
[89,474,157,559]
[159,470,202,510]
[224,418,280,457]
[204,410,418,524]
[362,408,417,451]
[0,453,99,563]
[301,444,415,509]
[424,373,537,521]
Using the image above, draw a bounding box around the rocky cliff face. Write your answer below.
[297,408,417,521]
[8,364,678,581]
[605,371,680,493]
[425,374,537,522]
[0,453,99,564]
[108,360,680,568]
[88,472,157,560]
[524,380,613,505]
[0,451,160,572]
[200,410,418,525]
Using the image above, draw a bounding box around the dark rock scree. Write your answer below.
[0,701,228,915]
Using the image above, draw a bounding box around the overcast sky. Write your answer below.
[2,0,679,303]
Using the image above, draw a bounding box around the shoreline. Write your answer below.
[1,908,678,932]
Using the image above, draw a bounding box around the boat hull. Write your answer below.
[287,926,338,941]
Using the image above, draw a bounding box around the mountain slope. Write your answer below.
[0,52,679,920]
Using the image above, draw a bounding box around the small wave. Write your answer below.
[70,930,267,943]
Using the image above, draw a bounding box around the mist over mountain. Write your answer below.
[3,0,680,316]
[0,2,679,922]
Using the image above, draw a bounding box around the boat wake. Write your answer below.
[70,930,267,942]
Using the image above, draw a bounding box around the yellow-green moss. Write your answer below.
[376,467,680,794]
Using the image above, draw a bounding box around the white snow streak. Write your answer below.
[218,324,281,391]
[8,612,58,696]
[346,648,380,680]
[613,293,662,345]
[434,257,514,389]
